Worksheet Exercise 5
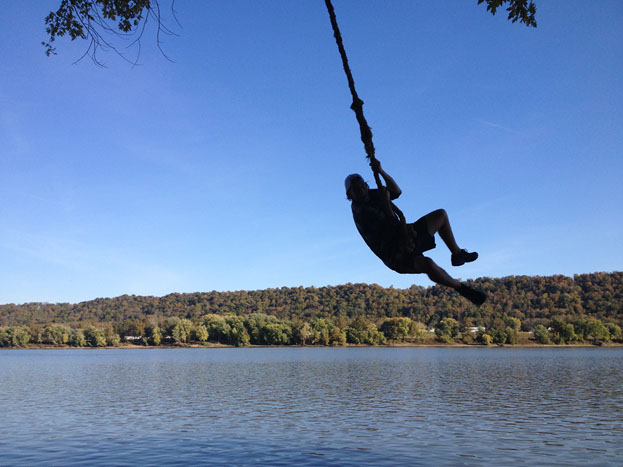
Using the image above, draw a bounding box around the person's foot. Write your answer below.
[457,284,487,306]
[451,249,478,266]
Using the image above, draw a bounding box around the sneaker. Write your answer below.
[457,284,487,306]
[451,249,478,266]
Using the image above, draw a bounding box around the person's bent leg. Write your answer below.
[411,256,460,289]
[423,209,478,267]
[423,209,460,254]
[403,256,487,306]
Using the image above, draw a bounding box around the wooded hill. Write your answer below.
[1,272,621,330]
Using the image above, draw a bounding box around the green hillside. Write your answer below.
[1,272,621,347]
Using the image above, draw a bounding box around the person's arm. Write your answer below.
[370,160,402,199]
[378,186,396,219]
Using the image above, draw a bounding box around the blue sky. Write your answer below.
[1,1,621,305]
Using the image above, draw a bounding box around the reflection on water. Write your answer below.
[1,348,622,465]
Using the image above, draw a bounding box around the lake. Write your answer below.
[1,347,622,465]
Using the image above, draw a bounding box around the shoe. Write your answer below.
[458,284,487,306]
[451,249,478,266]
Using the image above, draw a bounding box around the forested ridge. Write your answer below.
[1,272,621,347]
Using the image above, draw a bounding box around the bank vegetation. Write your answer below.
[1,272,621,348]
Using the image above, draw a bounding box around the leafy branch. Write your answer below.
[42,0,180,66]
[478,0,537,27]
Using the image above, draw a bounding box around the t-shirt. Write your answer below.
[351,189,402,263]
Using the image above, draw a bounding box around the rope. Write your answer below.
[325,0,407,226]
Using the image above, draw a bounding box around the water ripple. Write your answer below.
[0,347,622,465]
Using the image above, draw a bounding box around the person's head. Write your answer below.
[344,173,369,201]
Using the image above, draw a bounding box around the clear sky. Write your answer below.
[1,1,622,305]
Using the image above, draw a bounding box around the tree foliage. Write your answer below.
[41,324,72,346]
[533,324,549,344]
[3,272,620,330]
[85,326,107,346]
[42,0,536,64]
[0,326,31,347]
[1,272,621,348]
[43,0,175,65]
[381,317,412,342]
[435,318,460,343]
[145,322,162,345]
[478,0,537,27]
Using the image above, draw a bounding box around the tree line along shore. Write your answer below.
[1,272,621,348]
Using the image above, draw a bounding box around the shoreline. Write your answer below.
[4,342,622,350]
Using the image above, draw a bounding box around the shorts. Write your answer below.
[382,215,436,273]
[409,216,436,254]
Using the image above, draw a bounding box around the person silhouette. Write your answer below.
[346,160,487,306]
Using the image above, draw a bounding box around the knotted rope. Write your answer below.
[325,0,407,226]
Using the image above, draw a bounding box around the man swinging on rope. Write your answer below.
[346,160,487,306]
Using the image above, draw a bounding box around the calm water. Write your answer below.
[1,347,622,465]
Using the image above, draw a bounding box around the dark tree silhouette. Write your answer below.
[43,0,178,65]
[478,0,537,27]
[43,0,536,65]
